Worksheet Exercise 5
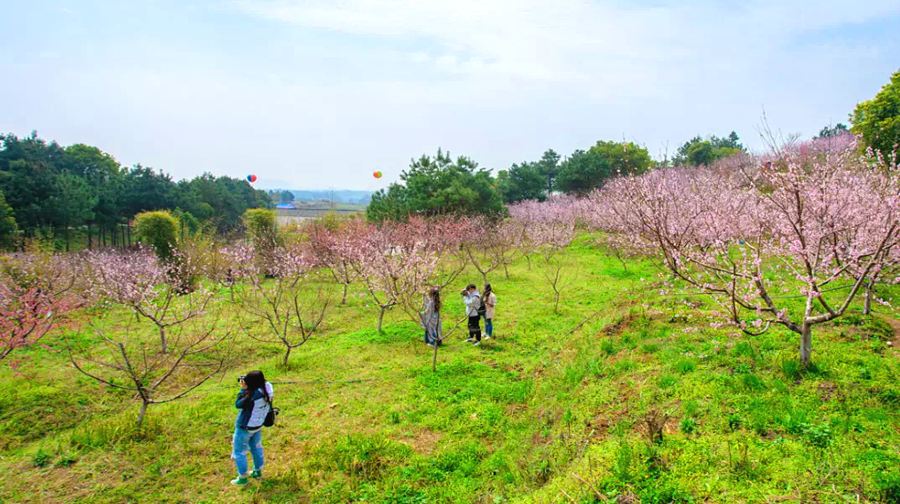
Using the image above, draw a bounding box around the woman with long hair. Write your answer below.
[231,370,273,485]
[482,283,497,339]
[421,286,442,347]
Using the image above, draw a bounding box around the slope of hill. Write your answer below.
[0,236,897,503]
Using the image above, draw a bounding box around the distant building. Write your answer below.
[275,203,295,209]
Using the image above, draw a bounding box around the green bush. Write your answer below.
[133,210,178,260]
[242,208,277,246]
[0,190,18,250]
[242,208,278,272]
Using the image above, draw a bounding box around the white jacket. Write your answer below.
[463,291,481,317]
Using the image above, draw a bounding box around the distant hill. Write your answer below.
[290,190,373,205]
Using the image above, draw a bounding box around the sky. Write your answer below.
[1,1,898,190]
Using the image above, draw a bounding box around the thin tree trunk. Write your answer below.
[282,346,292,368]
[137,401,149,427]
[799,323,812,369]
[503,262,510,279]
[432,341,439,372]
[863,278,873,315]
[377,306,386,332]
[341,283,348,305]
[159,325,168,354]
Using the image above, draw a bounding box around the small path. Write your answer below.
[884,315,900,350]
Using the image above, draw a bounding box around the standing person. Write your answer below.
[461,284,482,346]
[482,283,497,339]
[231,370,273,486]
[421,286,442,347]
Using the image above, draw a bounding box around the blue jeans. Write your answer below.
[485,318,493,337]
[232,426,264,476]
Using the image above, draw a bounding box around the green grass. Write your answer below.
[1,236,898,503]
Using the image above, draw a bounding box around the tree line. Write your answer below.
[367,133,746,221]
[0,132,271,249]
[368,69,899,222]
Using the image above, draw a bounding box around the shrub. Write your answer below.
[242,208,277,245]
[680,417,697,434]
[242,208,278,271]
[133,210,178,260]
[874,469,900,503]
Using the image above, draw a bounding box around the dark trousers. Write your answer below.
[467,316,482,341]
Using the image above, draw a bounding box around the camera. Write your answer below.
[237,375,245,383]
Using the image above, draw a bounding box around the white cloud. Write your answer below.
[2,1,897,188]
[233,0,899,94]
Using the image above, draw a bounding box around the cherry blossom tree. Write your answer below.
[344,221,441,332]
[461,217,522,282]
[68,315,230,426]
[307,220,362,305]
[0,253,85,362]
[227,243,331,367]
[88,248,213,353]
[509,197,579,312]
[594,138,898,367]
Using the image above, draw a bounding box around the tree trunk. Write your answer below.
[503,262,510,279]
[799,323,812,369]
[137,401,149,427]
[159,325,168,353]
[282,346,292,368]
[432,340,439,372]
[341,283,348,305]
[554,290,560,313]
[377,306,386,332]
[863,278,874,315]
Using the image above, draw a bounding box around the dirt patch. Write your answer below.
[404,429,441,455]
[600,313,637,338]
[884,316,900,349]
[818,381,837,401]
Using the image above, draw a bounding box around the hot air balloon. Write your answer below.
[373,170,382,179]
[246,174,258,183]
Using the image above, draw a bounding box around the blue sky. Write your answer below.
[1,0,897,190]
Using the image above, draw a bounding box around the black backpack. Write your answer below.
[263,391,279,427]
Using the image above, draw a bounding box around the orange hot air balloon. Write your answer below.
[373,170,382,179]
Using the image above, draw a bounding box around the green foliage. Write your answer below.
[0,235,897,502]
[497,162,546,203]
[242,208,277,246]
[672,131,745,166]
[556,141,652,194]
[815,122,849,139]
[133,210,178,260]
[366,149,504,221]
[851,70,900,160]
[0,133,270,239]
[498,149,562,203]
[278,190,295,204]
[0,191,18,250]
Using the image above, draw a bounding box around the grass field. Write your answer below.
[1,235,898,503]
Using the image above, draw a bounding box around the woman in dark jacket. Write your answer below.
[231,370,272,485]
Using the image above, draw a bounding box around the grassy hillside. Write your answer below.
[1,236,898,503]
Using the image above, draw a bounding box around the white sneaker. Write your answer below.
[484,335,491,340]
[473,341,481,346]
[465,337,474,343]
